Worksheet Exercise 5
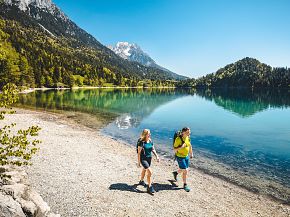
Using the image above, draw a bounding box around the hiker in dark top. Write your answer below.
[137,129,160,194]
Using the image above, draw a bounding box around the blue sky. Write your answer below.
[53,0,290,78]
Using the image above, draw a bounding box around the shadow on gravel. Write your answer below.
[109,183,146,193]
[154,180,183,192]
[109,180,182,194]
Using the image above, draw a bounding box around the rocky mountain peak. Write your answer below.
[109,42,144,60]
[4,0,53,11]
[2,0,68,21]
[108,41,156,66]
[108,41,188,80]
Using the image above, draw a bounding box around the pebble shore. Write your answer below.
[2,109,290,217]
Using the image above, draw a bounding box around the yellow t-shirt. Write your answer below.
[174,136,191,158]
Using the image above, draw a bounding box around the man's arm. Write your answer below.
[173,137,185,152]
[189,143,193,158]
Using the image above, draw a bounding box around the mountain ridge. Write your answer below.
[108,41,187,80]
[0,0,186,88]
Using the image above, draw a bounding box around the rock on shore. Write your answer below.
[0,166,59,217]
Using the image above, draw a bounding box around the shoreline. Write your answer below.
[19,86,290,95]
[12,105,290,204]
[2,108,290,216]
[19,86,177,94]
[101,131,290,204]
[11,105,290,203]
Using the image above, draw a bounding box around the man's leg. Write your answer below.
[173,157,186,181]
[182,168,188,184]
[183,157,190,192]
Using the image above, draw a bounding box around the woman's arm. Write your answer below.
[152,149,160,162]
[137,146,142,167]
[152,147,160,162]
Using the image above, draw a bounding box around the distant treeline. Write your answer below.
[1,16,289,90]
[177,58,290,89]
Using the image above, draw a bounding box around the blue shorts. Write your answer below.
[176,156,189,169]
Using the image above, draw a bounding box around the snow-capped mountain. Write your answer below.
[108,42,188,80]
[108,42,157,67]
[3,0,67,20]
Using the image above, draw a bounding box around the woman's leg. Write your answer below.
[146,168,152,187]
[140,168,146,181]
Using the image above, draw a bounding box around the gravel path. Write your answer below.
[3,109,290,217]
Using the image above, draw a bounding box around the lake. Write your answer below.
[17,88,290,203]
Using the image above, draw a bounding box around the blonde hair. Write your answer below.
[140,129,150,141]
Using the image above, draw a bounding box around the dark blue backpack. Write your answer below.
[173,130,183,148]
[136,138,144,153]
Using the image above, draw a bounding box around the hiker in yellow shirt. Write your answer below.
[172,127,193,192]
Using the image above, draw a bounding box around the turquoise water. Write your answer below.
[17,88,290,202]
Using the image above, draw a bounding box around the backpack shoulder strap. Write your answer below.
[179,135,184,143]
[175,135,184,148]
[139,139,145,147]
[137,139,145,153]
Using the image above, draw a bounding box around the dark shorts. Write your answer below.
[176,155,189,169]
[141,156,152,169]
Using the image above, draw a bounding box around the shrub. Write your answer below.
[0,83,41,169]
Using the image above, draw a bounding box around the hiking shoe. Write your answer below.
[172,171,178,181]
[138,180,146,187]
[147,185,156,194]
[184,184,191,192]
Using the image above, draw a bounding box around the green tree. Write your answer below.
[19,56,35,87]
[62,70,75,88]
[0,83,41,170]
[73,75,84,87]
[45,75,54,87]
[0,44,21,88]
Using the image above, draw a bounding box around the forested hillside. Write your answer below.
[0,2,180,88]
[177,58,290,89]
